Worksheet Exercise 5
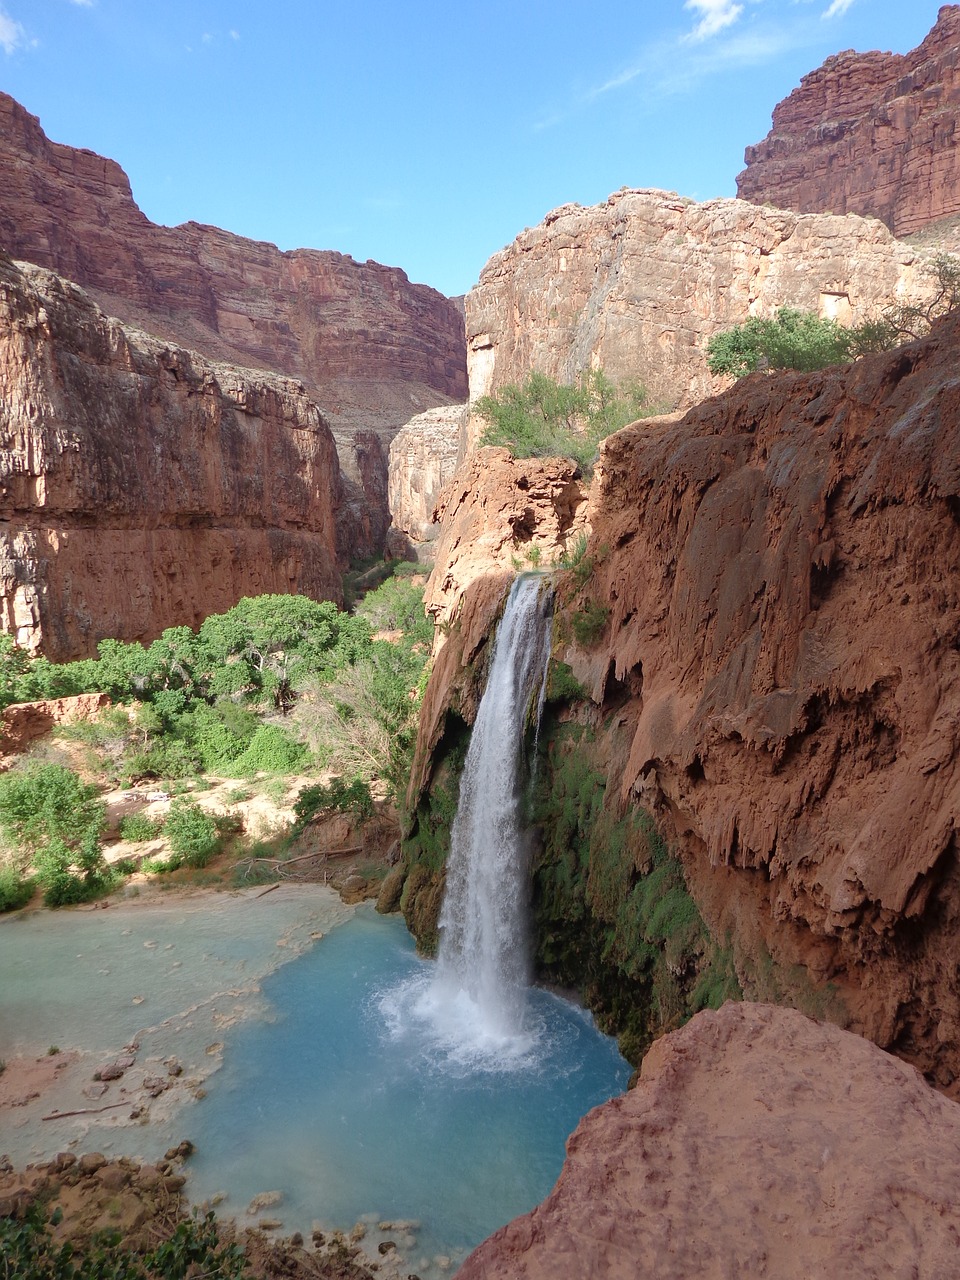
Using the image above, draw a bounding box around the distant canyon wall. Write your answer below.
[0,255,342,660]
[0,91,468,553]
[737,5,960,238]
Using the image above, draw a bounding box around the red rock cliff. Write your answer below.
[460,1002,960,1279]
[0,255,342,660]
[0,91,468,549]
[413,315,960,1095]
[737,5,960,238]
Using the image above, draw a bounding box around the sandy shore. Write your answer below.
[0,881,355,1165]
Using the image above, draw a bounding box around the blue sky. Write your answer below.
[0,1,945,297]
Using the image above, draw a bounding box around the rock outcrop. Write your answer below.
[0,91,468,548]
[459,1002,960,1279]
[737,6,960,239]
[385,404,467,561]
[464,189,931,417]
[0,693,110,762]
[406,311,960,1094]
[0,255,342,659]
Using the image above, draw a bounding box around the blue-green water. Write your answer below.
[185,906,630,1272]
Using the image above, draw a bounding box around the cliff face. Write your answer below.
[403,313,960,1095]
[464,190,930,419]
[0,255,342,660]
[737,6,960,238]
[0,92,468,550]
[460,1002,960,1279]
[385,404,468,561]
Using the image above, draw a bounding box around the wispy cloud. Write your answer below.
[821,0,854,17]
[0,7,25,53]
[68,0,95,8]
[683,0,745,42]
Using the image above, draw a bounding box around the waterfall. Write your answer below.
[431,573,553,1044]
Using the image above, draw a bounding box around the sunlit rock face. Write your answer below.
[459,1002,960,1280]
[0,255,343,659]
[463,188,933,420]
[386,403,467,561]
[0,90,468,552]
[737,5,960,239]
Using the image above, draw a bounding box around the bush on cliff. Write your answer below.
[475,369,652,470]
[706,308,853,378]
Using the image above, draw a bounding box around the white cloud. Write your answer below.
[68,0,95,8]
[821,0,855,17]
[229,28,240,40]
[0,7,25,53]
[684,0,745,42]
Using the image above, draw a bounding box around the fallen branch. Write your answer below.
[254,883,279,899]
[42,1100,129,1121]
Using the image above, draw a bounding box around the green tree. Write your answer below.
[0,762,105,861]
[706,308,853,378]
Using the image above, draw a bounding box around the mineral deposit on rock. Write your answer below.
[459,1003,960,1279]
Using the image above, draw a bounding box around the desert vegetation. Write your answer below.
[0,566,431,911]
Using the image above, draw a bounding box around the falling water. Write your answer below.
[429,573,553,1047]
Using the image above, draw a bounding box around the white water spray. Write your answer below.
[429,574,553,1047]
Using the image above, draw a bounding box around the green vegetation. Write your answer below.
[706,307,853,378]
[530,720,740,1062]
[707,253,960,379]
[0,1204,250,1280]
[294,776,374,827]
[475,369,654,471]
[0,762,112,908]
[0,568,433,906]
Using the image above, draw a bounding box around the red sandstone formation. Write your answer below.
[737,6,960,238]
[464,190,929,417]
[0,255,342,660]
[0,91,467,548]
[0,693,110,763]
[459,1002,960,1279]
[417,313,960,1094]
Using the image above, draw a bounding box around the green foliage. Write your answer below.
[0,863,33,911]
[570,599,610,647]
[475,368,652,471]
[530,719,742,1062]
[0,1202,250,1280]
[119,813,163,842]
[0,761,104,856]
[706,307,853,378]
[545,659,587,704]
[230,723,308,776]
[162,800,220,868]
[294,776,374,827]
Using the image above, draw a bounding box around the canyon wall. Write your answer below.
[0,91,468,550]
[737,6,960,239]
[0,254,342,660]
[464,190,931,424]
[402,313,960,1095]
[385,404,468,561]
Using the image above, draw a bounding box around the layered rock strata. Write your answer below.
[737,6,960,238]
[385,404,467,561]
[459,1002,960,1279]
[464,190,931,418]
[0,255,342,659]
[0,91,468,548]
[408,313,960,1093]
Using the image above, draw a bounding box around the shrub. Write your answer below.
[706,308,853,378]
[570,600,610,646]
[475,369,653,471]
[0,864,33,912]
[119,813,163,842]
[294,777,374,827]
[163,800,220,869]
[231,724,308,777]
[0,761,105,858]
